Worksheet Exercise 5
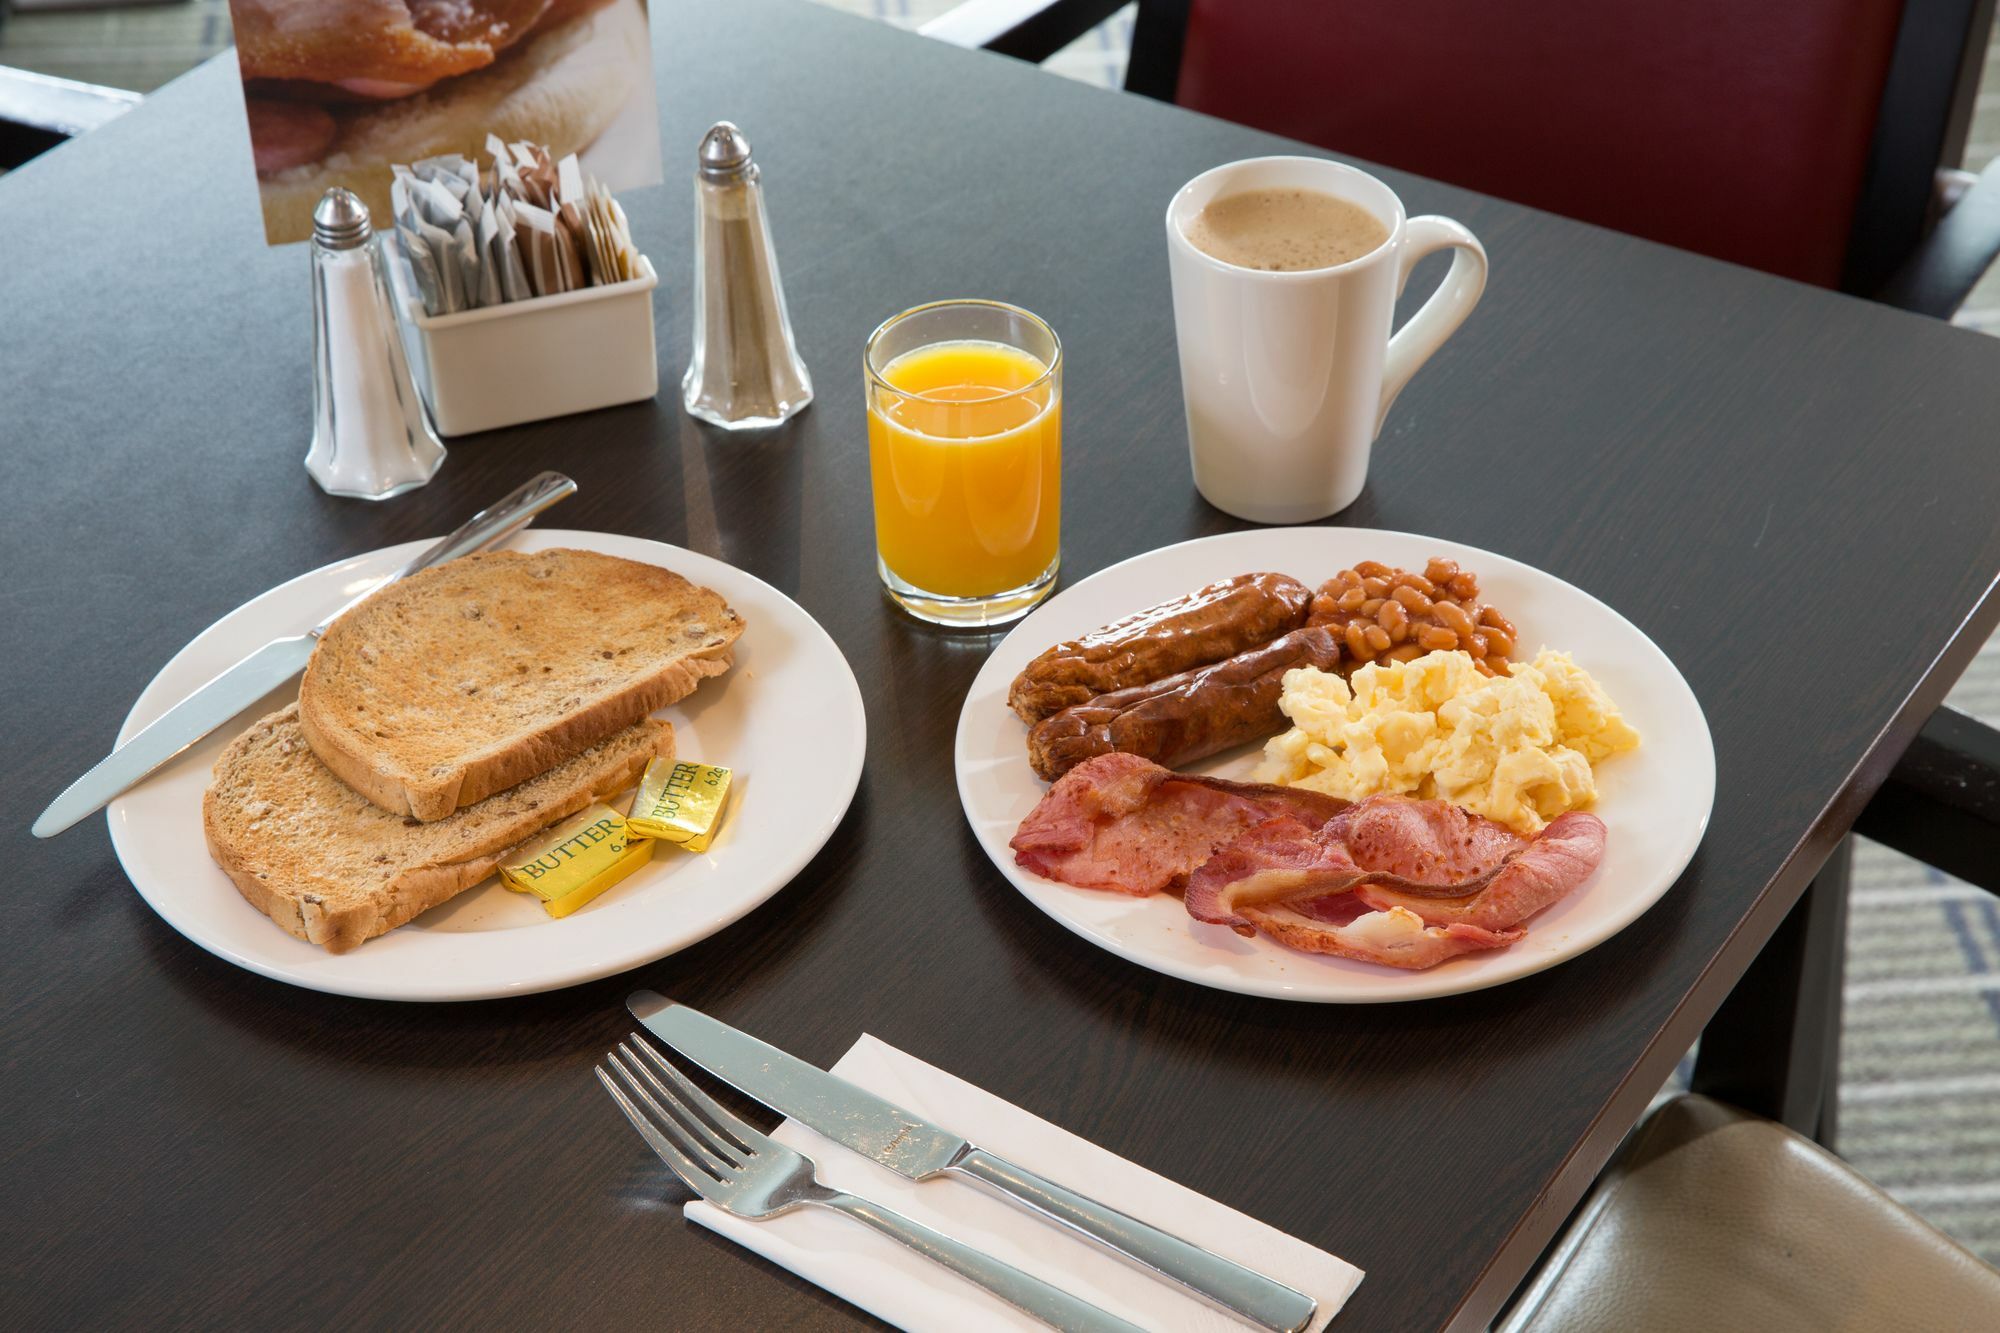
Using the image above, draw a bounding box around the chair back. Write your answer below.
[1173,0,1920,286]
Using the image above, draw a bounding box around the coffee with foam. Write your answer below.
[1185,188,1389,272]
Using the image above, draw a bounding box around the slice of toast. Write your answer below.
[299,548,742,821]
[204,704,672,953]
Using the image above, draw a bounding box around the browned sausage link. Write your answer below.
[1006,573,1312,723]
[1026,627,1342,781]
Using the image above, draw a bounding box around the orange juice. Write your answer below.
[867,340,1061,598]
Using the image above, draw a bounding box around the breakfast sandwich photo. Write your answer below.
[228,0,663,244]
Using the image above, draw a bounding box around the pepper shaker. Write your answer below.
[305,188,446,499]
[683,123,813,430]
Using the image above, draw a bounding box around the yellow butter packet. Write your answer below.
[627,757,732,852]
[500,803,653,918]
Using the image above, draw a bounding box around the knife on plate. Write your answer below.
[31,471,577,839]
[627,991,1318,1333]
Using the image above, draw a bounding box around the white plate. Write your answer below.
[108,530,865,1002]
[956,528,1714,1003]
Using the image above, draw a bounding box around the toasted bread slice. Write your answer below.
[205,705,672,953]
[299,548,742,821]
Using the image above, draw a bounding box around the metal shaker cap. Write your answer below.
[312,188,372,250]
[698,122,754,182]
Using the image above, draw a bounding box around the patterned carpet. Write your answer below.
[5,0,1997,1266]
[1843,633,2000,1261]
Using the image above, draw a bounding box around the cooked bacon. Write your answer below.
[1186,815,1526,967]
[1354,810,1607,931]
[1241,905,1523,969]
[1341,798,1527,885]
[1009,753,1347,897]
[1008,754,1607,971]
[1182,816,1365,928]
[1179,802,1515,931]
[1184,798,1604,961]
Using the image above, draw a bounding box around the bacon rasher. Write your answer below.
[1009,752,1347,897]
[1010,754,1608,970]
[1171,811,1513,968]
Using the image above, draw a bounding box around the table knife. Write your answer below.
[31,471,577,839]
[627,991,1318,1333]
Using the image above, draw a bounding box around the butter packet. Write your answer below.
[628,758,732,852]
[500,803,653,918]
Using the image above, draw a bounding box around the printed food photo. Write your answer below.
[232,0,662,243]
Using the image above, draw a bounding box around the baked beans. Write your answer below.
[1307,557,1518,675]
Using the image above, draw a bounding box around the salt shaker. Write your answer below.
[305,188,446,499]
[683,123,813,429]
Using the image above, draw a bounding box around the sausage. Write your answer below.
[1007,573,1312,724]
[1026,627,1342,782]
[246,99,338,176]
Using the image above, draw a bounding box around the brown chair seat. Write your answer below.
[1499,1095,2000,1332]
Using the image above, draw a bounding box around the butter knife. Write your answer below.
[32,471,577,838]
[628,991,1318,1333]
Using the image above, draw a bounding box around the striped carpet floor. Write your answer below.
[4,0,1996,1267]
[1842,634,2000,1263]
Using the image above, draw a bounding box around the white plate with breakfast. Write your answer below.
[108,529,865,1001]
[956,527,1714,1002]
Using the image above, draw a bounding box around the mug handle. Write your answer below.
[1377,216,1488,432]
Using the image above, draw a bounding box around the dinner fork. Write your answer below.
[597,1037,1146,1333]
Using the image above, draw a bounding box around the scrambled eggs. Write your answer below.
[1255,649,1640,833]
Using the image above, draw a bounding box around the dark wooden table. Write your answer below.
[6,2,2000,1328]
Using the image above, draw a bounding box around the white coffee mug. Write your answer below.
[1165,156,1487,523]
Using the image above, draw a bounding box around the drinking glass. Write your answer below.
[864,300,1062,627]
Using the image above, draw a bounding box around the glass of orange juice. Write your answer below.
[864,300,1062,626]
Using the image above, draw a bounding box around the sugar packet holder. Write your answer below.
[384,232,657,435]
[384,138,655,433]
[392,140,642,315]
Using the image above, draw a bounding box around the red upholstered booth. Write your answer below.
[1172,0,1905,287]
[928,0,2000,305]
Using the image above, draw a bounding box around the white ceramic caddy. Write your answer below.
[385,237,659,436]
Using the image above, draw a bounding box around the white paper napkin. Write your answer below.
[686,1035,1364,1331]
